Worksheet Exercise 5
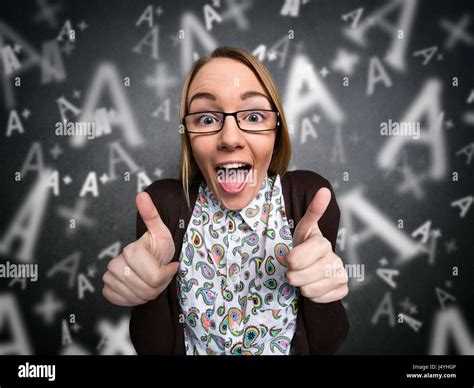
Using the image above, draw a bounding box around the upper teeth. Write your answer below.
[219,163,246,169]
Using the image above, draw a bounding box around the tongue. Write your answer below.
[217,168,248,194]
[220,180,245,193]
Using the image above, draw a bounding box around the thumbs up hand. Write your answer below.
[285,187,349,304]
[102,192,179,307]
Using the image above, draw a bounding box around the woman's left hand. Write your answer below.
[285,187,349,303]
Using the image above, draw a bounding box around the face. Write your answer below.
[186,58,277,210]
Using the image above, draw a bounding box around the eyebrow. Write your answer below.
[188,90,271,107]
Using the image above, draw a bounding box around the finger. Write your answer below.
[102,272,147,305]
[120,264,161,301]
[286,235,332,271]
[136,191,166,241]
[105,259,156,302]
[117,247,161,289]
[122,245,179,289]
[108,253,155,295]
[300,269,349,298]
[286,255,335,287]
[102,286,138,307]
[300,277,340,299]
[293,187,331,245]
[310,283,349,304]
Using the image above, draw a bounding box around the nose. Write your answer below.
[217,115,245,150]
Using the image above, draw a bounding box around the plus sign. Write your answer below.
[400,297,412,312]
[61,41,75,56]
[398,166,425,198]
[99,174,109,184]
[445,119,454,129]
[21,109,31,119]
[445,239,457,254]
[320,66,330,78]
[71,322,82,333]
[87,264,97,278]
[145,63,178,99]
[50,144,63,159]
[219,0,252,30]
[33,0,62,28]
[35,291,64,325]
[153,168,163,178]
[440,15,474,50]
[77,20,88,31]
[57,199,96,235]
[97,317,135,355]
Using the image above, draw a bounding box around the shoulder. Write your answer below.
[282,169,334,194]
[281,170,340,243]
[141,178,185,227]
[143,178,184,202]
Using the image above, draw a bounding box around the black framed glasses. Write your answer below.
[183,109,280,134]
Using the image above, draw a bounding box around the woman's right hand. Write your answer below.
[102,192,178,306]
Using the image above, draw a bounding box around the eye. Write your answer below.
[196,113,219,126]
[243,111,266,122]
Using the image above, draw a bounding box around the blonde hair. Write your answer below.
[179,46,292,209]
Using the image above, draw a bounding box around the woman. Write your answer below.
[102,46,349,355]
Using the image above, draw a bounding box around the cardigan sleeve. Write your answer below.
[300,174,350,354]
[129,180,177,354]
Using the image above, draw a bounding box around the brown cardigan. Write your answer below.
[130,170,349,355]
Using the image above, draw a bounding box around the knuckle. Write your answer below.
[106,259,115,273]
[107,256,122,273]
[122,243,135,261]
[102,286,112,301]
[285,271,295,286]
[144,287,159,301]
[148,269,163,288]
[300,284,310,297]
[340,284,349,299]
[339,268,349,284]
[322,237,332,251]
[102,271,112,285]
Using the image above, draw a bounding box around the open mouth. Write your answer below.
[214,162,253,194]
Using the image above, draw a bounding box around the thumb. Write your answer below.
[293,187,331,246]
[136,192,166,251]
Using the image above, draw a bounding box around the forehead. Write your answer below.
[187,58,268,101]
